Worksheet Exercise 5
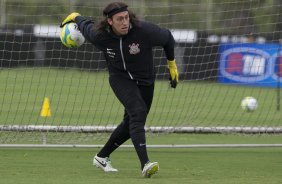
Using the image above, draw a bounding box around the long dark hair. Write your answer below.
[95,2,140,33]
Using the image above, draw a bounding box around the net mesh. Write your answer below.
[0,0,281,144]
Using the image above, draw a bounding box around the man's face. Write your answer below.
[107,11,130,36]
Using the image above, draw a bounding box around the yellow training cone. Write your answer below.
[40,97,51,117]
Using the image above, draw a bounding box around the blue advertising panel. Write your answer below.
[219,43,282,87]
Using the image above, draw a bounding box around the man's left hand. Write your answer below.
[168,59,179,88]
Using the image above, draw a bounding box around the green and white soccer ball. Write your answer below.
[241,96,258,112]
[60,22,85,48]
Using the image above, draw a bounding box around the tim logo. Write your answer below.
[220,47,270,82]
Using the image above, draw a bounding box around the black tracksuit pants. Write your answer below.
[97,75,154,169]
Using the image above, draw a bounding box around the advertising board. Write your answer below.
[219,43,282,87]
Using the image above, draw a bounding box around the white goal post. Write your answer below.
[1,125,282,134]
[0,0,282,146]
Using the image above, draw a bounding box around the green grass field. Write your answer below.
[1,146,282,184]
[0,68,281,127]
[1,68,282,183]
[1,133,282,184]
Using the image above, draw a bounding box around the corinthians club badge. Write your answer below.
[129,43,140,55]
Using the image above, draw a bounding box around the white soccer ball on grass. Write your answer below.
[241,96,258,112]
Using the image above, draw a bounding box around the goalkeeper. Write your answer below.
[61,1,178,178]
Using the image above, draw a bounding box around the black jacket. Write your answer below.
[75,16,175,85]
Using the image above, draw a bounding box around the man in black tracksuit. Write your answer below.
[61,2,179,178]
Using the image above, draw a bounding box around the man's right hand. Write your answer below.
[60,12,81,27]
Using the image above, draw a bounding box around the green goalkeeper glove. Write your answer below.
[60,12,81,27]
[167,59,179,88]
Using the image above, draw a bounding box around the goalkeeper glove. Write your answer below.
[167,59,179,88]
[60,12,81,27]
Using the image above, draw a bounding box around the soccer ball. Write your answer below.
[60,22,85,48]
[241,96,258,112]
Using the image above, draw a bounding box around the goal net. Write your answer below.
[0,0,282,145]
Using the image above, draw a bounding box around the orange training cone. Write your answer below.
[40,97,51,117]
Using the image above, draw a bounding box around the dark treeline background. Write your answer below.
[1,0,282,34]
